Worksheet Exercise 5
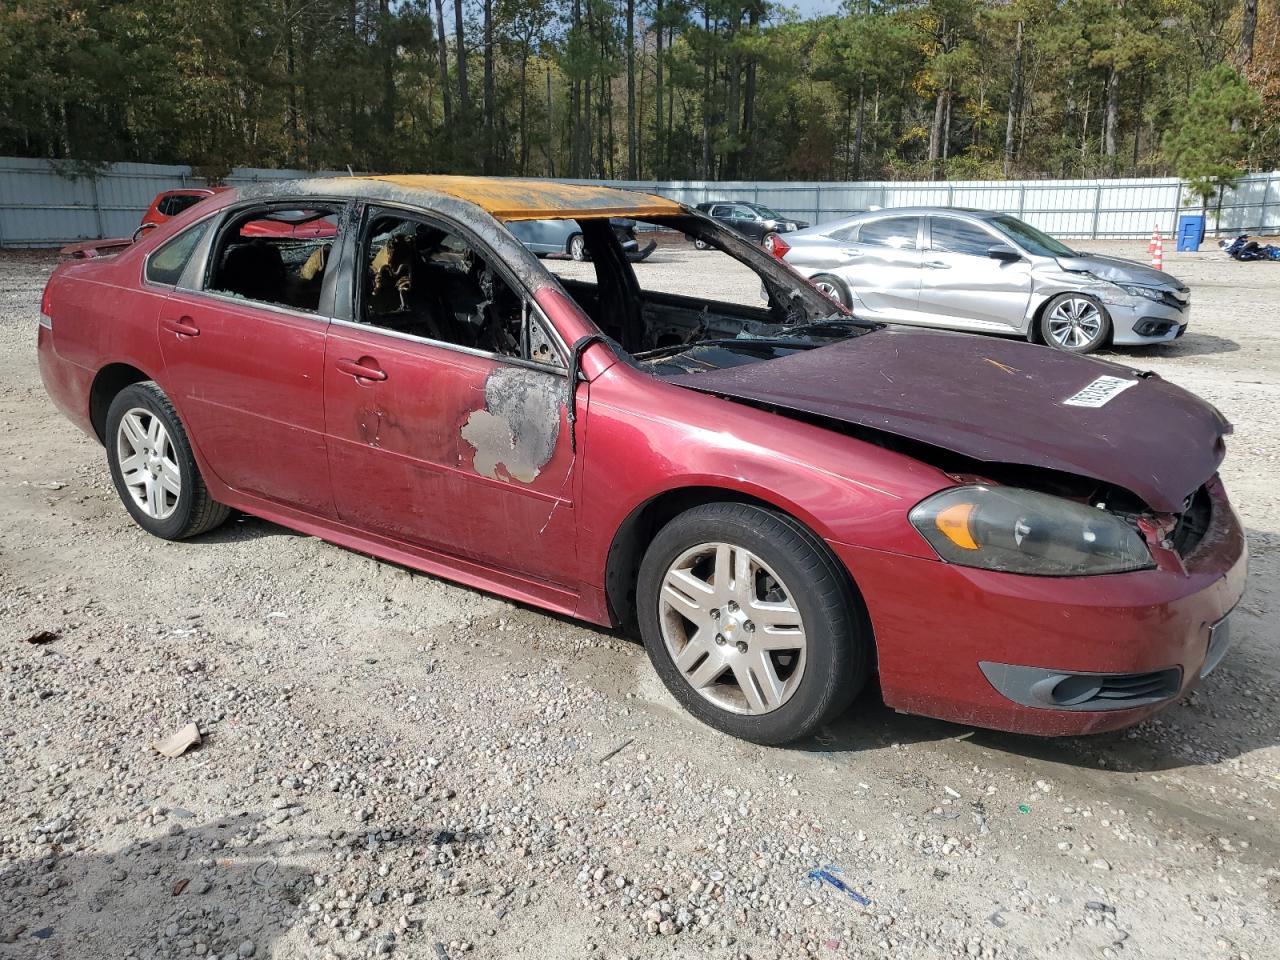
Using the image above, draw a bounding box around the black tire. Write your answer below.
[810,273,851,308]
[105,381,229,540]
[636,502,869,745]
[568,233,588,261]
[1038,292,1111,353]
[693,237,710,251]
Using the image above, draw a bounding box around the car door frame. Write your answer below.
[920,214,1034,333]
[152,197,352,517]
[321,199,582,592]
[831,213,925,321]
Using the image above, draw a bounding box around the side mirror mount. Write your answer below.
[987,243,1021,262]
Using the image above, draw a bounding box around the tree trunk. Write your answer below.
[570,0,582,177]
[928,88,947,162]
[1103,66,1119,159]
[724,15,741,179]
[941,81,952,162]
[654,1,665,177]
[1003,19,1023,176]
[434,0,452,126]
[701,4,711,178]
[483,0,494,172]
[518,41,529,174]
[284,2,299,166]
[379,0,395,151]
[453,0,470,113]
[626,0,636,178]
[1240,0,1258,68]
[546,60,555,177]
[743,5,759,177]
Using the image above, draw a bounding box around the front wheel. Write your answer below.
[1040,293,1111,353]
[568,233,588,261]
[637,502,869,745]
[105,382,229,540]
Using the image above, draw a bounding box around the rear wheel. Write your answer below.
[810,273,851,308]
[568,233,588,261]
[1040,293,1111,353]
[637,502,869,745]
[105,382,229,540]
[693,237,710,251]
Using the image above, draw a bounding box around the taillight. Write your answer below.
[766,233,790,260]
[39,281,54,329]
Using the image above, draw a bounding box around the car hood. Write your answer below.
[663,328,1228,513]
[1055,253,1187,291]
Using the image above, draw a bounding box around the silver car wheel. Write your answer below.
[569,234,587,261]
[116,407,181,520]
[1047,296,1103,349]
[814,279,842,301]
[658,541,808,716]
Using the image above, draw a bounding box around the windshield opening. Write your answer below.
[990,215,1077,258]
[514,213,876,375]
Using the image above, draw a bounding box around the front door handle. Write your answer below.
[923,260,951,269]
[336,357,387,382]
[161,316,200,337]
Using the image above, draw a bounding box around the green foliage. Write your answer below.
[1164,64,1263,209]
[0,0,1274,182]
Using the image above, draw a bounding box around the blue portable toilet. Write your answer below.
[1177,214,1205,252]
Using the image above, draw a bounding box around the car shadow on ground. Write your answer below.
[181,511,1277,779]
[1102,330,1241,359]
[0,815,312,957]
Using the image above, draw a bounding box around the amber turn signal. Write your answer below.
[935,502,979,550]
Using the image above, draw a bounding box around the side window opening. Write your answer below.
[931,218,997,257]
[146,221,209,286]
[858,217,920,250]
[358,211,563,369]
[207,206,339,313]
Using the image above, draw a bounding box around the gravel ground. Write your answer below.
[1,242,1278,960]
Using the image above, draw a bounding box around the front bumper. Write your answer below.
[1106,298,1190,346]
[829,476,1247,735]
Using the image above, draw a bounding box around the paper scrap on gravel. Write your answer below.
[153,723,202,758]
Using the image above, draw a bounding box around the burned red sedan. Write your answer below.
[38,176,1245,744]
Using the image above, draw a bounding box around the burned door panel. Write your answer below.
[322,326,577,586]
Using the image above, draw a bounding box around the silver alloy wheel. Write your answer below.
[1047,296,1103,348]
[116,407,181,520]
[569,234,587,261]
[658,541,808,715]
[813,278,842,302]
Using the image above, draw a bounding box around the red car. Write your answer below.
[37,176,1246,744]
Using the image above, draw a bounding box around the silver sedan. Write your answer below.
[772,208,1190,353]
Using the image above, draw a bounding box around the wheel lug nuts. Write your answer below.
[710,608,720,620]
[736,641,748,653]
[727,601,738,612]
[743,620,754,632]
[714,634,725,645]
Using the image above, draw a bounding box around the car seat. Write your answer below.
[218,241,287,303]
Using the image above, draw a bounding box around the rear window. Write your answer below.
[858,217,920,250]
[145,221,209,286]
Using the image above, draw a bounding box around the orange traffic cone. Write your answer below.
[1150,229,1164,270]
[1148,225,1160,255]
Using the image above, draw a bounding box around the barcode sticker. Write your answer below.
[1062,375,1137,408]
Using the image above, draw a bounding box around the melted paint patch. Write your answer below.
[460,367,562,483]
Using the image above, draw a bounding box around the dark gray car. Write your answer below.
[692,201,809,248]
[775,208,1190,353]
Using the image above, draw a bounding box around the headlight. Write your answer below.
[1117,283,1163,301]
[909,485,1153,576]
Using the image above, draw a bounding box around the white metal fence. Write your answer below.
[3,155,1279,247]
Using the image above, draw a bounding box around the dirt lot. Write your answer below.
[1,242,1277,960]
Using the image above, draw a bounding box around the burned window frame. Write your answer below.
[340,201,569,374]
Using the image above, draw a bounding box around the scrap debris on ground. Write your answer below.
[1,244,1278,959]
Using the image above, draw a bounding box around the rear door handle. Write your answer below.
[336,357,387,382]
[161,317,200,337]
[923,260,951,269]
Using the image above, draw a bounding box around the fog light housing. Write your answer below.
[1133,319,1174,337]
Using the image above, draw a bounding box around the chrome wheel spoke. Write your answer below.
[158,459,182,496]
[736,650,785,713]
